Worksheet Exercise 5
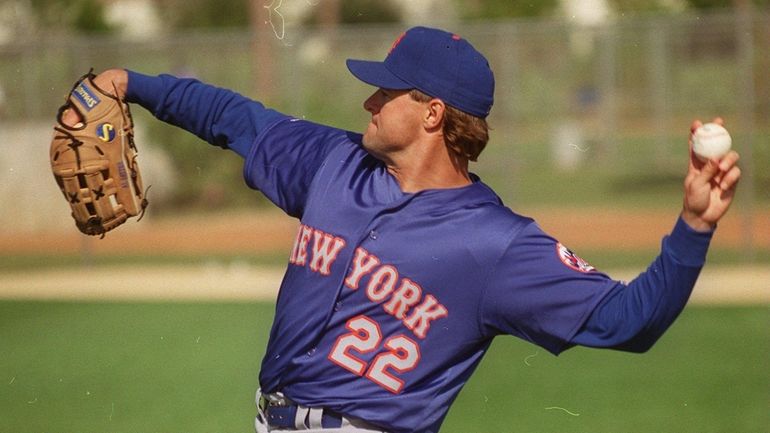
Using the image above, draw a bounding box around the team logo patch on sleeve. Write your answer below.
[556,242,596,273]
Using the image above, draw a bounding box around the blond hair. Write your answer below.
[409,89,489,161]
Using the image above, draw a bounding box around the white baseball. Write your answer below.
[692,122,731,161]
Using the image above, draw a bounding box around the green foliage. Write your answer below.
[687,0,734,8]
[155,0,250,29]
[142,115,271,211]
[690,0,770,9]
[608,0,682,12]
[157,0,400,29]
[336,0,400,24]
[456,0,560,20]
[71,0,113,33]
[23,0,770,37]
[576,0,769,13]
[28,0,66,23]
[29,0,114,33]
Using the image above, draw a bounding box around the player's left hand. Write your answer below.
[681,118,741,232]
[61,69,127,128]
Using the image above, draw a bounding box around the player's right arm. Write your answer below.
[125,69,287,157]
[78,68,355,218]
[62,68,284,156]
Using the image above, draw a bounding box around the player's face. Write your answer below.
[361,88,425,161]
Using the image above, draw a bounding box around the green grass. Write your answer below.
[446,306,770,433]
[2,246,768,275]
[0,302,271,433]
[1,302,767,433]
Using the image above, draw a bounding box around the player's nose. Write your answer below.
[363,91,381,114]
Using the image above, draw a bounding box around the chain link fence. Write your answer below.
[0,10,767,254]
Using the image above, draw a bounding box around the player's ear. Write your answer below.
[424,99,446,130]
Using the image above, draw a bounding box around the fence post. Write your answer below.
[648,19,671,165]
[597,23,618,164]
[735,8,757,262]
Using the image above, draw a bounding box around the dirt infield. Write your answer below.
[0,206,767,303]
[2,206,768,255]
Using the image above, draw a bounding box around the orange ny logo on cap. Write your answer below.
[389,32,406,54]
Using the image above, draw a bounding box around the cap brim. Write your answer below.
[346,59,412,90]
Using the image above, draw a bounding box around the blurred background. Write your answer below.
[0,0,770,248]
[0,1,768,432]
[0,0,767,257]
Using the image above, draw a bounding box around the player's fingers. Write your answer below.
[719,164,741,191]
[61,107,83,128]
[710,150,740,186]
[690,158,720,189]
[718,150,740,172]
[711,117,725,127]
[688,147,704,171]
[717,177,739,209]
[689,119,704,135]
[688,119,705,170]
[92,69,128,98]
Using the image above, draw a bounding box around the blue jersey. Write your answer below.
[126,72,713,433]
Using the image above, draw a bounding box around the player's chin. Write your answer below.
[362,125,377,147]
[361,135,387,161]
[361,136,378,156]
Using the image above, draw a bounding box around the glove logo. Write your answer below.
[97,123,116,142]
[73,84,101,111]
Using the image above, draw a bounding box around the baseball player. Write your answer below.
[66,26,740,432]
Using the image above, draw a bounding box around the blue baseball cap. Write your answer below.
[346,26,495,118]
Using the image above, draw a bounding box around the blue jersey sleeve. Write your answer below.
[242,119,363,218]
[482,217,713,355]
[125,70,357,217]
[481,222,617,355]
[125,70,285,157]
[571,217,713,352]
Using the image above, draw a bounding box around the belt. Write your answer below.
[258,392,346,430]
[265,405,345,429]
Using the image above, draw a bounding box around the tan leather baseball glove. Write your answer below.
[51,70,148,236]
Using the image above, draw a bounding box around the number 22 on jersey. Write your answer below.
[328,315,421,394]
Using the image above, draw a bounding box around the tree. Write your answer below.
[155,0,250,29]
[456,0,560,20]
[29,0,113,33]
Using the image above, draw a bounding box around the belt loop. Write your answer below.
[308,407,324,429]
[254,389,270,433]
[294,405,309,430]
[256,388,266,412]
